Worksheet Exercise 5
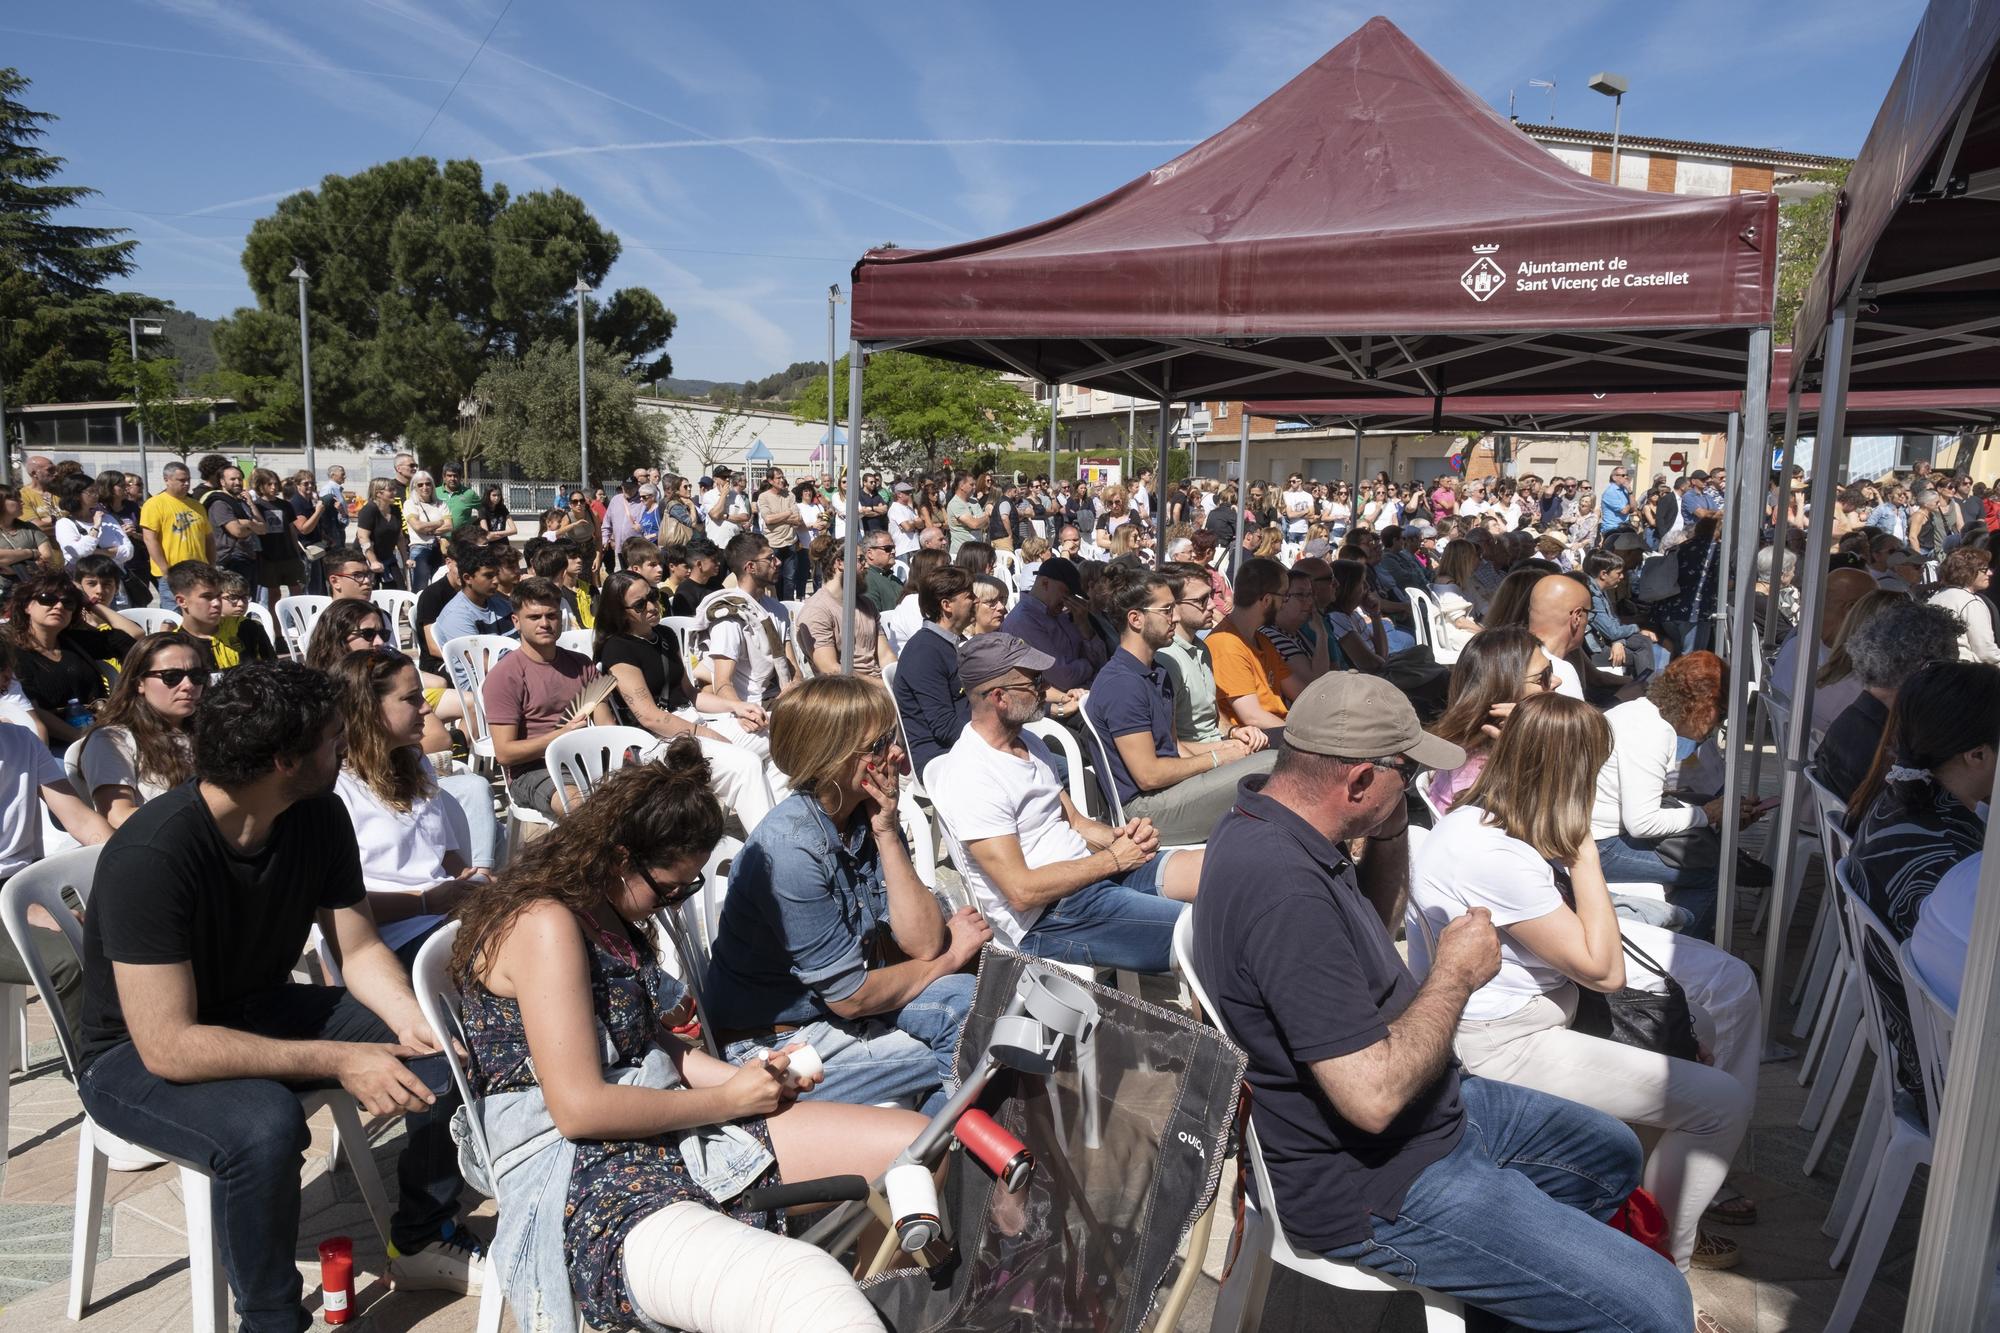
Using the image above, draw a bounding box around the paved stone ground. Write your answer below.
[0,813,1915,1331]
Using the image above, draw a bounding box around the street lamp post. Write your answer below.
[1589,72,1630,184]
[286,268,315,478]
[127,315,165,484]
[827,284,844,476]
[574,277,591,495]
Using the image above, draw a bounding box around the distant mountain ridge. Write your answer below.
[649,361,828,407]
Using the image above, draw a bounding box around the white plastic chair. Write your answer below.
[1403,586,1459,665]
[1023,718,1095,815]
[273,594,331,656]
[371,589,421,652]
[62,738,92,813]
[122,606,181,635]
[1792,768,1858,1046]
[544,725,659,815]
[1817,871,1935,1333]
[411,922,568,1333]
[241,600,275,648]
[1,848,393,1332]
[442,635,552,854]
[1172,911,1466,1331]
[556,627,595,657]
[1070,699,1128,824]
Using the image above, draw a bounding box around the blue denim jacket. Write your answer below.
[701,791,895,1031]
[454,1031,773,1333]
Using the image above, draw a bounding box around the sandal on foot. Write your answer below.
[1702,1186,1757,1226]
[1695,1310,1739,1333]
[1691,1228,1740,1271]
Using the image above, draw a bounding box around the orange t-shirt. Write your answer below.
[1207,620,1290,726]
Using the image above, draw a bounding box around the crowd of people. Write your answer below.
[2,439,1997,1333]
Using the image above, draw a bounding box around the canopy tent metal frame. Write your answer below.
[1764,0,2000,1321]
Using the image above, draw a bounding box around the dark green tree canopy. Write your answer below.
[797,351,1046,477]
[215,157,675,459]
[472,338,664,487]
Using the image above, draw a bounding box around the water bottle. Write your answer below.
[63,697,92,731]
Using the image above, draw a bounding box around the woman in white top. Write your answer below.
[1411,691,1757,1274]
[1928,547,2000,665]
[1425,538,1484,649]
[79,632,200,826]
[52,475,132,573]
[1320,482,1353,539]
[401,471,453,590]
[329,649,485,957]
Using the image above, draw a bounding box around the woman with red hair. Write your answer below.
[1588,651,1771,937]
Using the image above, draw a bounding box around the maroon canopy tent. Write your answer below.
[847,16,1776,406]
[1791,0,2000,391]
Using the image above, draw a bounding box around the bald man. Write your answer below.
[1527,573,1593,700]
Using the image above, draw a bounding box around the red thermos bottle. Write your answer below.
[317,1236,354,1324]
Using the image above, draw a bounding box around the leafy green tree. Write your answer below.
[472,338,664,486]
[215,157,676,460]
[796,351,1046,476]
[0,68,164,413]
[1773,162,1851,346]
[107,344,213,461]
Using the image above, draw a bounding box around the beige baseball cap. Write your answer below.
[1283,673,1465,772]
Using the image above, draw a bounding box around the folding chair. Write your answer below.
[545,725,660,815]
[370,589,421,652]
[121,606,182,635]
[273,594,332,657]
[2,848,393,1332]
[1174,911,1465,1331]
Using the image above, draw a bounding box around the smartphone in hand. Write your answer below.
[405,1052,455,1099]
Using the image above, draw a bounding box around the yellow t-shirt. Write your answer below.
[139,492,212,577]
[17,485,58,529]
[1208,620,1291,727]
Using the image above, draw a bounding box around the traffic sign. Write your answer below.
[1667,452,1687,473]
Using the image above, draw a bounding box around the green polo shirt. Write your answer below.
[438,483,482,531]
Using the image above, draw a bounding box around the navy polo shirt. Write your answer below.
[1191,777,1464,1252]
[1084,647,1178,808]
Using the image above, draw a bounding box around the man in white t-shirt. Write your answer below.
[0,711,112,1029]
[702,467,751,545]
[887,482,922,556]
[1280,474,1314,542]
[1528,574,1591,701]
[703,533,796,713]
[929,633,1201,973]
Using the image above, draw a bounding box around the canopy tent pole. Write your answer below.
[1156,388,1171,571]
[1761,326,1839,1050]
[1235,411,1251,579]
[1713,329,1772,953]
[839,341,866,672]
[1047,383,1058,487]
[1711,413,1742,663]
[1745,382,1804,819]
[1353,423,1363,482]
[1188,400,1199,490]
[1587,431,1599,499]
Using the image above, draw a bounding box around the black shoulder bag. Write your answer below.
[1551,863,1702,1062]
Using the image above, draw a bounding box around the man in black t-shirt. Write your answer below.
[671,535,724,618]
[1191,673,1689,1330]
[77,664,481,1322]
[415,538,470,674]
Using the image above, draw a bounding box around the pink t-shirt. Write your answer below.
[1427,750,1488,813]
[482,646,599,779]
[1430,486,1458,516]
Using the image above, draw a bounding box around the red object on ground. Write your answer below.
[318,1236,354,1324]
[1607,1187,1673,1260]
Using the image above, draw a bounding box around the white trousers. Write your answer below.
[1454,922,1760,1271]
[624,1202,883,1333]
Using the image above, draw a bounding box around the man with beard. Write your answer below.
[1208,556,1295,730]
[1085,566,1273,843]
[930,633,1205,974]
[77,663,481,1329]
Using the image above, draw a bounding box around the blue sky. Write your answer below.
[11,0,1926,383]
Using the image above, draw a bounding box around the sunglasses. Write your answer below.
[351,626,391,644]
[31,592,81,610]
[1340,753,1418,783]
[140,667,205,688]
[864,729,900,758]
[637,864,707,909]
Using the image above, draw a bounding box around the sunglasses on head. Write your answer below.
[140,667,205,687]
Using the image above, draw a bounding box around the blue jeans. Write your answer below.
[1327,1078,1689,1332]
[724,970,974,1116]
[1015,852,1183,973]
[1596,833,1718,937]
[437,772,499,869]
[77,963,464,1333]
[156,571,175,609]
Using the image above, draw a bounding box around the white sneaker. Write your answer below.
[388,1233,484,1293]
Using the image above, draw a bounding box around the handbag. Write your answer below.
[1552,864,1702,1062]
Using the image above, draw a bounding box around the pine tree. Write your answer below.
[0,68,137,296]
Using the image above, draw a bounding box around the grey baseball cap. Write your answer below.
[1283,673,1465,772]
[958,633,1055,690]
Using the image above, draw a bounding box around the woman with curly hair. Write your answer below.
[452,747,917,1332]
[1928,545,2000,664]
[78,632,202,825]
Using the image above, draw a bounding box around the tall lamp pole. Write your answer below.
[574,277,592,495]
[1589,72,1630,184]
[285,269,315,478]
[827,284,844,475]
[127,315,165,484]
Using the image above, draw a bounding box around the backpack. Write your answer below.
[1635,550,1681,603]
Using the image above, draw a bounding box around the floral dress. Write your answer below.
[461,922,784,1331]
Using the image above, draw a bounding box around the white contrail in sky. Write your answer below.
[483,136,1199,166]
